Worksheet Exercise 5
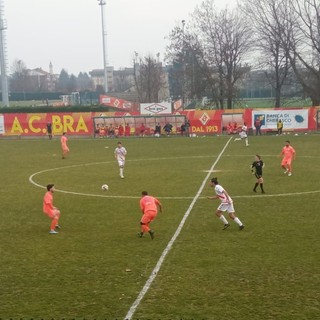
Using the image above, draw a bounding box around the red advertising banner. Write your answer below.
[0,107,317,137]
[308,107,317,130]
[2,113,95,136]
[100,95,139,111]
[181,110,222,134]
[173,99,183,111]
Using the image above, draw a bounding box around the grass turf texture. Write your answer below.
[4,97,312,109]
[0,134,319,319]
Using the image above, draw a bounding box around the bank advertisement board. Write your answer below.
[252,109,309,130]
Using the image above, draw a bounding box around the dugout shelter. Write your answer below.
[92,114,187,137]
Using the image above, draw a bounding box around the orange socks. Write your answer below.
[50,218,59,230]
[142,224,150,233]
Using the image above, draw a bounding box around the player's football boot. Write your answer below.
[149,230,155,240]
[223,223,230,230]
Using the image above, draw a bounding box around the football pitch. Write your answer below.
[1,134,319,319]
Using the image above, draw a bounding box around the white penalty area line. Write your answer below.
[124,137,234,320]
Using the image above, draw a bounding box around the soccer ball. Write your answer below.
[101,184,109,191]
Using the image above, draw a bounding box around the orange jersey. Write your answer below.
[61,135,67,146]
[61,135,69,151]
[140,195,161,213]
[281,146,295,159]
[43,191,54,215]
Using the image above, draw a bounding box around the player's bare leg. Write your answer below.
[282,163,289,174]
[119,165,124,178]
[216,210,230,229]
[287,162,293,176]
[229,212,245,230]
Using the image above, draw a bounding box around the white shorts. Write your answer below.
[239,131,247,139]
[217,202,235,213]
[117,160,125,167]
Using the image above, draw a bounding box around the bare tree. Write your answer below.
[241,0,292,107]
[133,54,166,103]
[167,0,252,109]
[113,68,133,92]
[276,0,320,106]
[190,0,252,109]
[9,59,28,93]
[166,25,209,104]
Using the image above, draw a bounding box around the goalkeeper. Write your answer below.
[251,155,265,193]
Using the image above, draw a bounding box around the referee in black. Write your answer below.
[251,154,265,193]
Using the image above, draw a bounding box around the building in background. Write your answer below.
[89,66,114,92]
[27,66,57,92]
[113,67,135,92]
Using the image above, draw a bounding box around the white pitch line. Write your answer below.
[232,190,320,198]
[29,164,320,200]
[123,137,234,320]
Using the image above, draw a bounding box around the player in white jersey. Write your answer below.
[234,122,249,146]
[114,141,127,178]
[207,177,245,230]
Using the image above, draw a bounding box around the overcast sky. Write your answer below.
[5,0,236,75]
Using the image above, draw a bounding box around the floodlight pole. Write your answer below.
[181,20,186,109]
[98,0,108,93]
[0,1,9,107]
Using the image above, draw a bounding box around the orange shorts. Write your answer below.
[281,158,292,166]
[141,211,157,224]
[44,208,60,219]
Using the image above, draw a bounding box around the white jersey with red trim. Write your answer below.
[239,125,248,139]
[215,184,232,204]
[115,146,127,161]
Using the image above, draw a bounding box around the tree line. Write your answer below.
[166,0,320,108]
[9,59,94,94]
[7,0,320,108]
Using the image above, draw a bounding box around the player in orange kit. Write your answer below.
[138,191,162,239]
[61,132,69,159]
[43,184,61,234]
[280,140,296,176]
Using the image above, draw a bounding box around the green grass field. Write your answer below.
[1,134,319,319]
[4,96,312,109]
[233,98,312,109]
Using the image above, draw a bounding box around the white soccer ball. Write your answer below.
[101,184,109,191]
